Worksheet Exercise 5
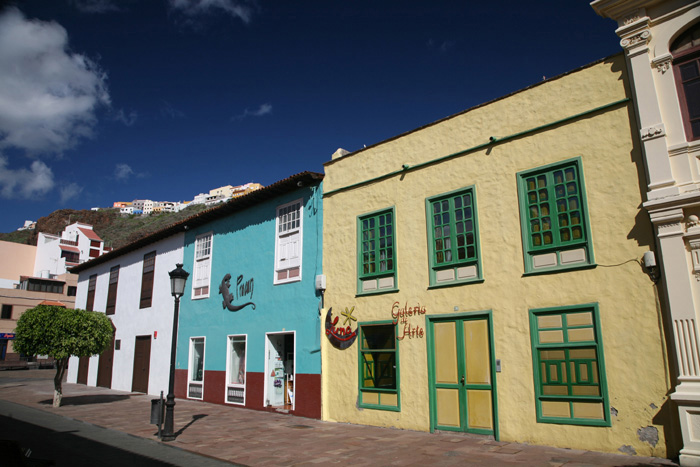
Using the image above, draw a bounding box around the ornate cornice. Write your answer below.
[621,29,651,49]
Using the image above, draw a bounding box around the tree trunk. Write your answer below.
[53,357,68,408]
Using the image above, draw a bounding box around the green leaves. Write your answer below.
[14,305,113,360]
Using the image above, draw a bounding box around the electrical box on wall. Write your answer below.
[315,274,326,291]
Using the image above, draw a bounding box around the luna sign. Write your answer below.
[219,273,256,312]
[325,307,358,350]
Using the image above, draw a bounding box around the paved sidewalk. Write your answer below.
[0,370,678,466]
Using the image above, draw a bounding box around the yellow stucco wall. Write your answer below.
[321,54,677,458]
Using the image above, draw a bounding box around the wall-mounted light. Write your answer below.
[643,251,659,283]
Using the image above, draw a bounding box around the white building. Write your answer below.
[120,206,134,215]
[132,199,154,215]
[204,194,228,206]
[34,222,107,278]
[66,231,185,395]
[17,220,35,231]
[592,1,700,464]
[191,193,208,206]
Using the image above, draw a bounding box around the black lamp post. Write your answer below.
[162,263,189,442]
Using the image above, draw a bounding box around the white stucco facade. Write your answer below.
[34,223,106,277]
[67,232,184,396]
[592,1,700,464]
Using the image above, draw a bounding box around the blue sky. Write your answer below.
[0,0,620,233]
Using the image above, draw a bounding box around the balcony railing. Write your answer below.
[60,239,78,246]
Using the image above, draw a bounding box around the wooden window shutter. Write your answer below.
[86,274,97,311]
[140,251,156,309]
[105,265,119,315]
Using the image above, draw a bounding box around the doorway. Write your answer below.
[264,332,295,410]
[427,313,498,438]
[131,335,151,393]
[97,326,116,388]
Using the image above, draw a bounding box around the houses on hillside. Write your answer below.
[42,0,700,462]
[109,182,264,216]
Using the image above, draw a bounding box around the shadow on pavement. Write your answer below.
[173,414,208,438]
[0,415,174,467]
[39,395,132,406]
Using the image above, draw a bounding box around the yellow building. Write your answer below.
[321,53,678,458]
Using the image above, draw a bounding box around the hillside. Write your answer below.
[0,205,209,250]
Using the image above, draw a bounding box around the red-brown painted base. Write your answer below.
[174,370,320,419]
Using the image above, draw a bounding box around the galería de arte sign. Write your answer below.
[391,301,426,324]
[391,301,426,340]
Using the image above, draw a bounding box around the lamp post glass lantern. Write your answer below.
[163,263,189,441]
[170,263,189,298]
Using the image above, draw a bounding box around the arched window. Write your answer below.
[672,23,700,141]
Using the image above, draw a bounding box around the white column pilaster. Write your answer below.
[617,17,679,200]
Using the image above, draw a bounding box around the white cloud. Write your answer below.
[160,100,185,119]
[114,163,134,181]
[169,0,255,23]
[0,8,110,155]
[233,103,272,120]
[0,154,55,199]
[59,182,83,203]
[427,39,455,54]
[69,0,120,14]
[113,109,138,126]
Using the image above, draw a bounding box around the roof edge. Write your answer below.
[324,53,623,167]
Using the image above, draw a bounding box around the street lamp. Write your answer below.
[162,263,189,442]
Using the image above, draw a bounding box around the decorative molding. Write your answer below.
[689,240,700,279]
[675,318,700,378]
[658,220,683,236]
[649,206,684,226]
[641,123,666,141]
[621,29,651,49]
[652,53,673,73]
[623,14,642,25]
[686,218,700,279]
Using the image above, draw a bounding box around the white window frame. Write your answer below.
[225,334,247,406]
[273,199,304,285]
[192,232,213,299]
[187,336,205,400]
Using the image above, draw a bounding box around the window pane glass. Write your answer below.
[228,336,246,385]
[363,325,395,350]
[681,61,699,81]
[191,339,205,382]
[361,324,397,391]
[685,79,700,119]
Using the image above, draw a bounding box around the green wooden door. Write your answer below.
[428,314,497,437]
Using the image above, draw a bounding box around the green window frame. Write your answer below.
[358,321,400,411]
[357,208,397,295]
[517,158,594,274]
[426,187,482,286]
[529,304,610,426]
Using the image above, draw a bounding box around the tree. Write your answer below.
[13,305,113,407]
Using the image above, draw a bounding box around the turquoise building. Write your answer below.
[174,172,323,418]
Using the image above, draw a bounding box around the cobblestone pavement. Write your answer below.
[0,370,678,466]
